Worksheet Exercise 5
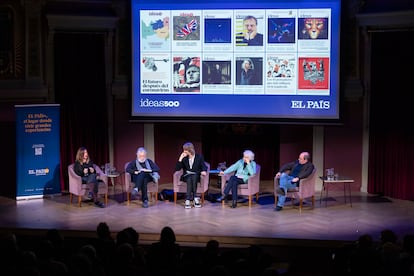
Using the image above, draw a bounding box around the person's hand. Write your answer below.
[201,171,207,176]
[292,177,299,183]
[83,168,88,174]
[275,172,281,178]
[244,29,257,40]
[178,152,187,162]
[89,167,95,173]
[135,170,139,174]
[243,157,250,164]
[219,171,225,176]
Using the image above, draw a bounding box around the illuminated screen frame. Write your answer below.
[131,0,341,123]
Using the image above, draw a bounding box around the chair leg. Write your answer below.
[299,199,303,210]
[311,195,315,208]
[78,195,82,207]
[127,192,130,205]
[248,195,252,207]
[201,192,205,204]
[174,192,177,204]
[105,193,108,206]
[69,193,73,205]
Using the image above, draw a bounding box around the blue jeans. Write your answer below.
[277,173,298,207]
[82,173,99,201]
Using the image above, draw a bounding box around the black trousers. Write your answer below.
[184,174,200,200]
[132,172,152,201]
[223,175,245,200]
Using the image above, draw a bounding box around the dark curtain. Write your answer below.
[202,124,279,180]
[368,30,414,200]
[55,33,109,191]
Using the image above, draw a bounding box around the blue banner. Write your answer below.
[15,104,61,199]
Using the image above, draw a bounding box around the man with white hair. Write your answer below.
[217,150,257,208]
[126,147,160,208]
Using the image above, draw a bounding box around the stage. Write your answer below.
[1,180,414,250]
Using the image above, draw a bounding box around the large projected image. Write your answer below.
[132,0,341,121]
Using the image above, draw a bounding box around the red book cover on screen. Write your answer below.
[298,57,329,90]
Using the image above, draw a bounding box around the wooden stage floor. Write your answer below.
[1,181,414,249]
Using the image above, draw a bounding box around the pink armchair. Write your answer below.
[220,163,261,207]
[124,162,159,205]
[173,162,210,204]
[274,168,317,211]
[68,163,108,207]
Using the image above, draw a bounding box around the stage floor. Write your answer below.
[1,181,414,248]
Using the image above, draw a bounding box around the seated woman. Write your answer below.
[217,150,257,208]
[73,146,105,208]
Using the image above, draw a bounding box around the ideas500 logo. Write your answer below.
[139,98,180,108]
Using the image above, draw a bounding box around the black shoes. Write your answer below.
[142,200,149,208]
[231,200,237,208]
[276,187,286,196]
[94,201,105,208]
[275,206,283,212]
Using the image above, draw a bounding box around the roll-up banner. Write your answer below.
[15,104,61,200]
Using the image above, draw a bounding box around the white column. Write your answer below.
[144,123,155,161]
[361,26,371,193]
[313,126,324,192]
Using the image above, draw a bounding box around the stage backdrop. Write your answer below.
[15,104,61,200]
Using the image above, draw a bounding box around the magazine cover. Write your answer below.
[140,11,170,51]
[297,57,329,90]
[172,56,201,93]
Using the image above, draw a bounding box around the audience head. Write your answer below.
[160,226,176,245]
[357,234,373,248]
[96,222,111,240]
[124,227,139,246]
[380,229,398,244]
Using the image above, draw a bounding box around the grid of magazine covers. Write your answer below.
[139,9,331,95]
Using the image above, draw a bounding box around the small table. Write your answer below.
[319,176,354,207]
[107,172,123,194]
[209,169,222,188]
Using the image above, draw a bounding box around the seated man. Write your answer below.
[275,151,314,211]
[126,147,160,208]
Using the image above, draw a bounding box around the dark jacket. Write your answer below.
[175,153,207,175]
[279,160,314,180]
[126,159,160,175]
[74,160,95,177]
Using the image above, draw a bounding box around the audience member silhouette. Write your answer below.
[3,223,414,276]
[147,226,181,275]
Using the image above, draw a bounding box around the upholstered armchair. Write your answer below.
[173,162,210,204]
[220,163,261,207]
[274,168,317,211]
[68,163,108,207]
[124,162,159,205]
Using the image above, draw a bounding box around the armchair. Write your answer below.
[220,163,261,207]
[274,168,317,211]
[68,163,108,207]
[124,162,159,205]
[173,162,210,204]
